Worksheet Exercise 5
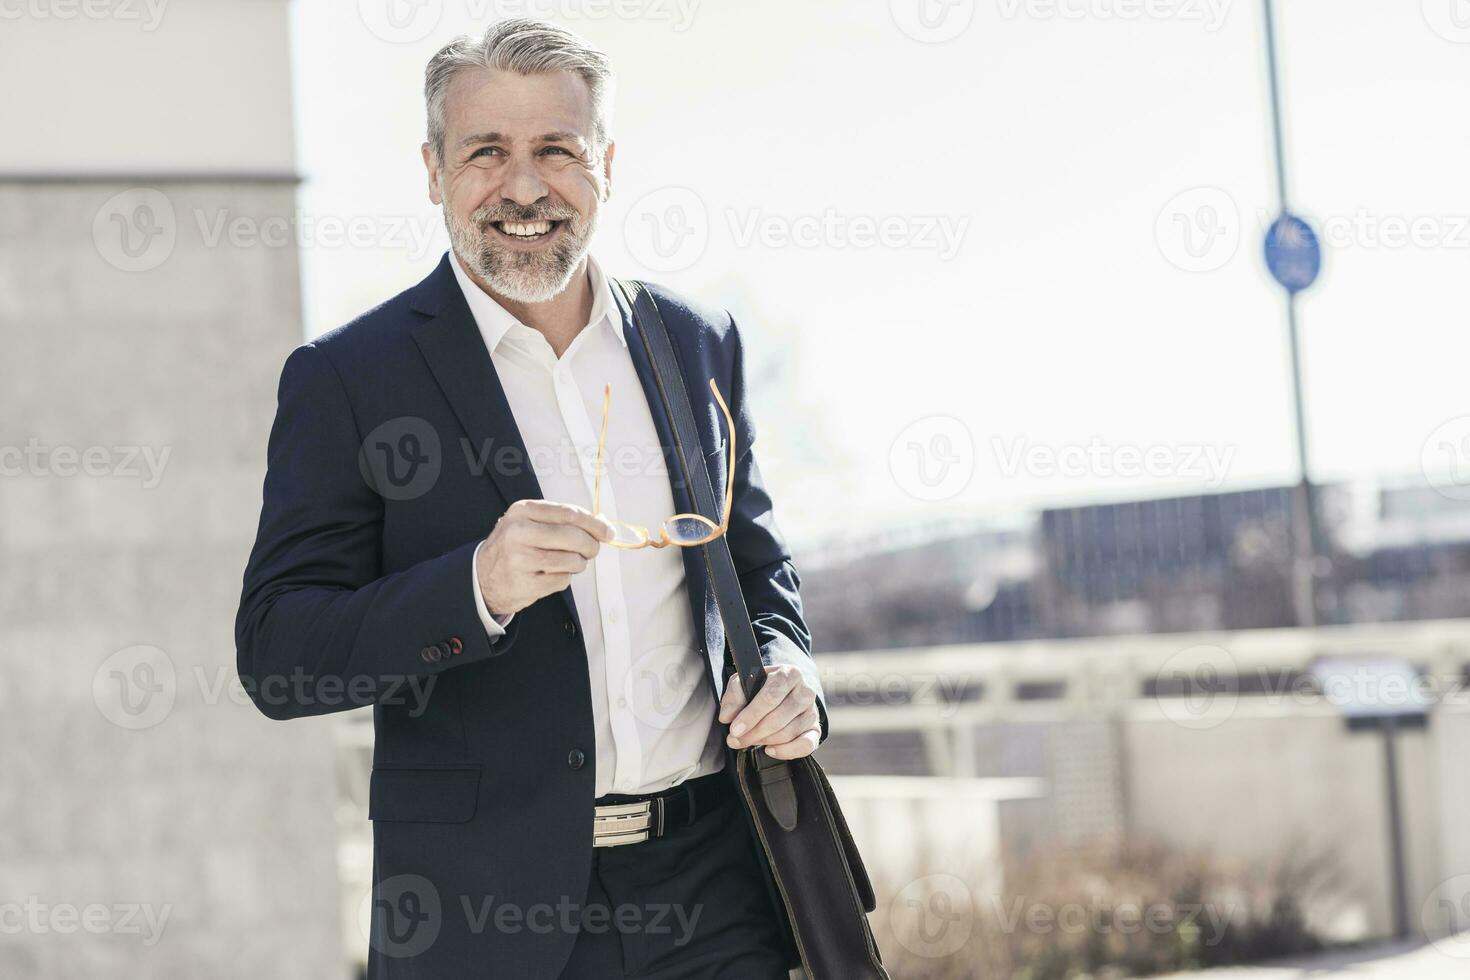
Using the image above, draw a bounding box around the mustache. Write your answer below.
[471,204,579,227]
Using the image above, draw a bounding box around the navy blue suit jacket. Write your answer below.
[235,253,825,978]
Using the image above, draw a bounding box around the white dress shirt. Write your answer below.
[454,252,725,797]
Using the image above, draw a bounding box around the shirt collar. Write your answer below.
[448,249,626,356]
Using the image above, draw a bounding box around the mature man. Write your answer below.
[236,18,825,980]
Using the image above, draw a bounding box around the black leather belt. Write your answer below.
[592,770,734,847]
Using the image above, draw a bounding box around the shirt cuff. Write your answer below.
[472,540,512,638]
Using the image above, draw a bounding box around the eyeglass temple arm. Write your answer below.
[598,379,733,530]
[710,378,736,528]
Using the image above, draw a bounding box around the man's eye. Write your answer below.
[540,146,571,156]
[470,147,503,159]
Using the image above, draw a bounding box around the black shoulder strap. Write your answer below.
[613,278,767,706]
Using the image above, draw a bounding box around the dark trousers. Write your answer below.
[558,781,793,979]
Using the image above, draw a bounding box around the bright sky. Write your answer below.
[290,0,1470,551]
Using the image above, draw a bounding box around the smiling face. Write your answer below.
[423,66,613,304]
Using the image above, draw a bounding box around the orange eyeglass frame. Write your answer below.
[592,377,735,549]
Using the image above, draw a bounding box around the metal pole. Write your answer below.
[1262,0,1318,627]
[1286,299,1318,628]
[1380,715,1410,940]
[1262,0,1290,209]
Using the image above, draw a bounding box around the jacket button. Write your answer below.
[448,637,464,655]
[436,641,452,659]
[567,749,585,770]
[564,619,578,639]
[419,646,436,663]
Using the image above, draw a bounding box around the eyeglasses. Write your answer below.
[592,377,734,549]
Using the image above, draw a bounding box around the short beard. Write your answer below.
[444,198,596,304]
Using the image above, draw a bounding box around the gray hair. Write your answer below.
[424,18,614,164]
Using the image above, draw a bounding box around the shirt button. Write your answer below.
[607,606,621,624]
[564,619,579,639]
[616,697,628,709]
[567,749,586,770]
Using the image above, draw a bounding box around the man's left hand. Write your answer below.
[718,664,822,760]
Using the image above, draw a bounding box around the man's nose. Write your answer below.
[500,153,549,207]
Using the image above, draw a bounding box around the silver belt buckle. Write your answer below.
[593,799,662,847]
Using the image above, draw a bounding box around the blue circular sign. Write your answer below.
[1264,213,1321,293]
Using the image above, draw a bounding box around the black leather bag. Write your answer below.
[615,279,890,980]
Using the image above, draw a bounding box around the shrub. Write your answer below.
[872,836,1338,979]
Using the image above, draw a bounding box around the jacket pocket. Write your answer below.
[369,765,481,823]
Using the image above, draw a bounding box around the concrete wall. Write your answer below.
[1122,702,1441,943]
[0,175,344,980]
[0,1,296,175]
[0,2,346,976]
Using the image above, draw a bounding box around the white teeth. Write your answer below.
[499,220,553,238]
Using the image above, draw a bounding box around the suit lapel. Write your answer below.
[408,255,579,624]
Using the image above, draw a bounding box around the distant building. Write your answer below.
[799,480,1470,652]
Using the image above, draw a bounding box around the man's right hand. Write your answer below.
[476,500,616,617]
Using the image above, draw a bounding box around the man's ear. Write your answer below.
[600,140,616,202]
[422,142,443,206]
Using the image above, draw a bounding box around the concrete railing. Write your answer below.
[811,618,1470,947]
[816,617,1470,742]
